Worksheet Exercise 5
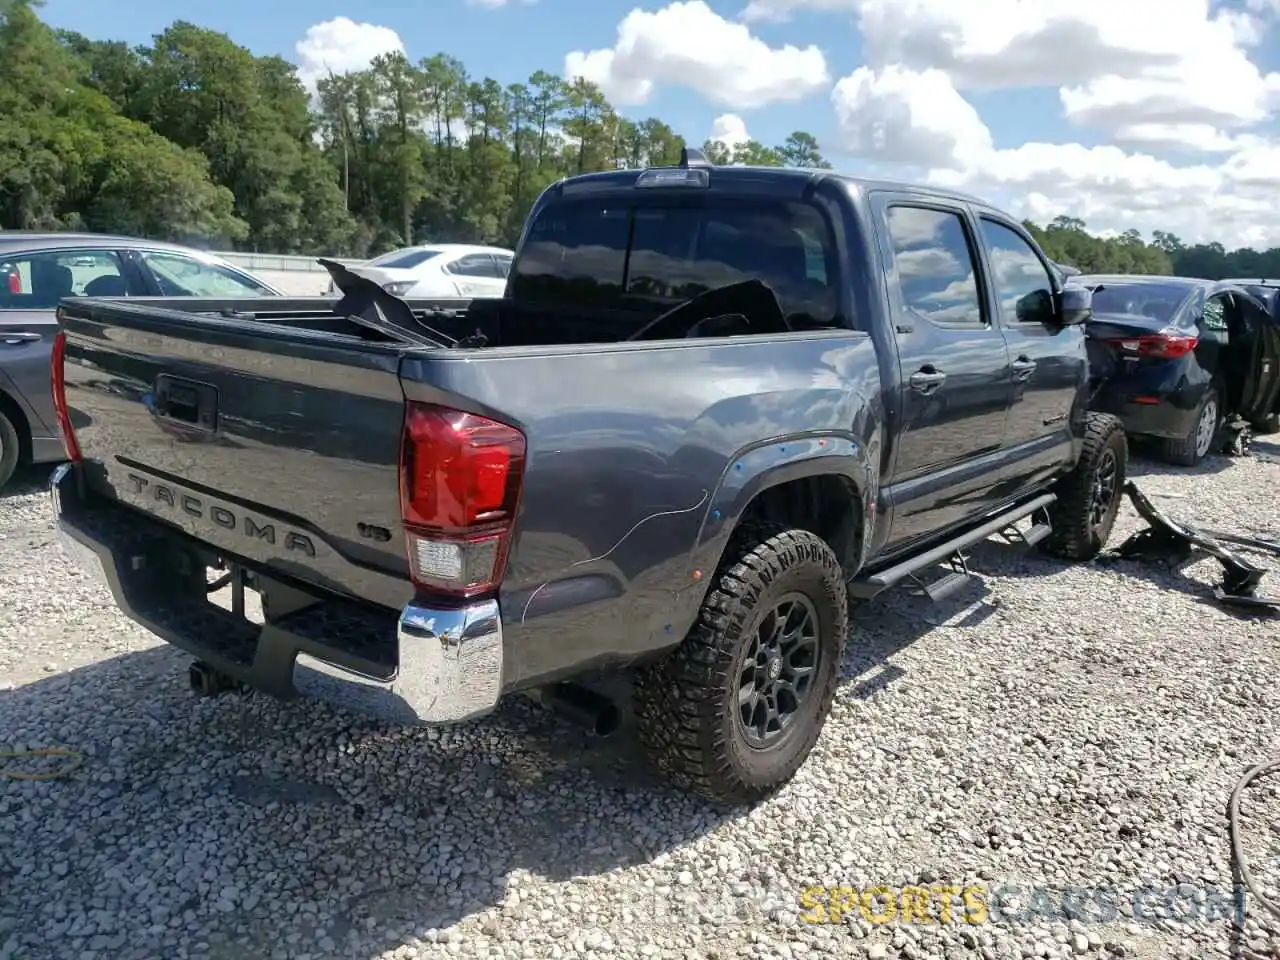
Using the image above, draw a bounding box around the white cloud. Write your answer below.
[294,18,405,93]
[1217,7,1267,44]
[832,65,991,167]
[1106,123,1252,153]
[829,63,1280,248]
[746,0,1280,142]
[708,114,752,149]
[740,0,854,20]
[564,1,829,109]
[1222,142,1280,188]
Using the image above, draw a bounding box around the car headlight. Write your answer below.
[382,281,415,296]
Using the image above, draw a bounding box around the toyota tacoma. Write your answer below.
[49,151,1126,805]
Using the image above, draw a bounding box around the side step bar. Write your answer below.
[849,493,1057,601]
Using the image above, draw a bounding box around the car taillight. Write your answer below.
[1104,330,1198,359]
[50,331,82,462]
[398,401,525,600]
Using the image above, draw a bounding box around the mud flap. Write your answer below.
[1103,481,1280,613]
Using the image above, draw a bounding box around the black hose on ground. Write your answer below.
[1229,758,1280,922]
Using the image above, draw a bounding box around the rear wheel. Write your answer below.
[633,523,847,806]
[0,410,20,489]
[1040,412,1127,562]
[1160,387,1220,466]
[1251,412,1279,435]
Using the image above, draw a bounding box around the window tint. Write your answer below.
[447,254,504,279]
[0,249,132,309]
[978,219,1057,324]
[492,254,512,278]
[885,206,983,326]
[1090,282,1191,321]
[140,252,273,297]
[375,249,442,270]
[509,199,840,326]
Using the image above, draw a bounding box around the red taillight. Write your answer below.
[1104,330,1198,360]
[50,331,81,462]
[398,402,526,600]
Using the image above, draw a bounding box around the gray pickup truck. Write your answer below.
[50,151,1126,805]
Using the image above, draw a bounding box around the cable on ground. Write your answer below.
[0,747,85,781]
[1229,757,1280,922]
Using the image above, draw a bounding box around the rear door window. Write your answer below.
[509,199,842,328]
[0,249,136,309]
[884,206,984,328]
[447,254,506,279]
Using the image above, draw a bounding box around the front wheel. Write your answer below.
[1040,411,1127,562]
[633,524,848,806]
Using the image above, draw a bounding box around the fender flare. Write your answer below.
[663,431,877,639]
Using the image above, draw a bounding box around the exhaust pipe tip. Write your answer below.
[534,682,622,739]
[592,700,622,738]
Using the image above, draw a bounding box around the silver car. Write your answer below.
[0,233,282,487]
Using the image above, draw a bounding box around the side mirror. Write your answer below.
[1014,288,1055,325]
[1056,284,1093,326]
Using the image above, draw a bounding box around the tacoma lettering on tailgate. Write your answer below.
[125,473,317,557]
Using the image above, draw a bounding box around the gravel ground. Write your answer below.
[2,440,1279,960]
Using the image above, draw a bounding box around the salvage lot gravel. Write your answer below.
[2,443,1280,960]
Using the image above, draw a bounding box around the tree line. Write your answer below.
[1,0,1276,280]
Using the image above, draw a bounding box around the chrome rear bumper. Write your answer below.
[292,600,502,724]
[50,462,504,724]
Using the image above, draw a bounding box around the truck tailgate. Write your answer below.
[57,298,415,610]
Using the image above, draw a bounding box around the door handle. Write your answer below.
[1011,356,1037,381]
[909,368,947,395]
[0,331,42,345]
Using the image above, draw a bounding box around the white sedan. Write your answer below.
[338,244,514,299]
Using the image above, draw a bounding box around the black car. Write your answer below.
[1080,274,1280,465]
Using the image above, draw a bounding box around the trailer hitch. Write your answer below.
[1105,481,1280,613]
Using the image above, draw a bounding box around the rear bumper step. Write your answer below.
[49,463,503,725]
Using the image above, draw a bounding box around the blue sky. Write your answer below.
[38,0,1280,247]
[39,0,1085,160]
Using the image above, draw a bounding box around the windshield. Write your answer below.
[508,198,842,328]
[1088,282,1192,322]
[371,249,443,270]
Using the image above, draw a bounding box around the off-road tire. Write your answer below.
[1160,387,1220,466]
[633,523,848,807]
[0,410,20,489]
[1040,412,1127,562]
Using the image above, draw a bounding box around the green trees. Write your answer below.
[0,0,1276,276]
